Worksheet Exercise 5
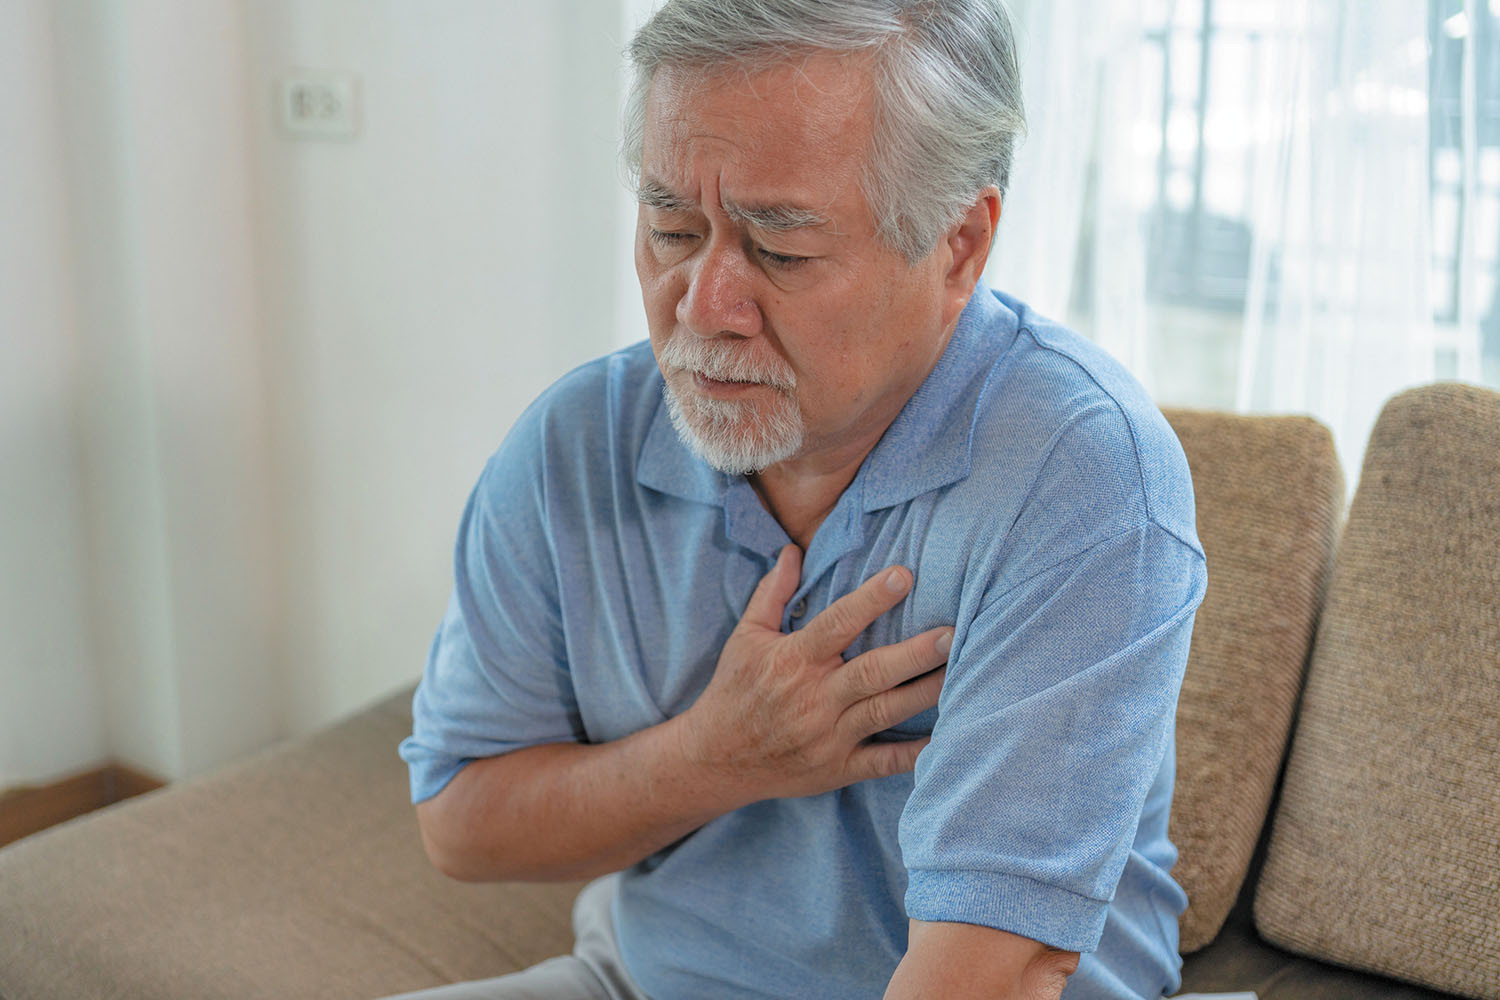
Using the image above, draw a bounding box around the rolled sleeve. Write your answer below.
[899,522,1205,953]
[398,415,582,804]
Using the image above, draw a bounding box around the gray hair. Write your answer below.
[622,0,1026,264]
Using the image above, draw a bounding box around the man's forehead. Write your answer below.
[640,77,868,171]
[636,55,875,236]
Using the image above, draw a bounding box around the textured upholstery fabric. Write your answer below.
[0,689,583,1000]
[1162,409,1344,952]
[1180,831,1459,999]
[1254,383,1500,999]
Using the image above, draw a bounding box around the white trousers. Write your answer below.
[380,876,650,1000]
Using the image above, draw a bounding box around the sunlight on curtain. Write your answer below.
[1237,1,1437,482]
[994,0,1500,488]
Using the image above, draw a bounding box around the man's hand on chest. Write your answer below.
[676,543,953,806]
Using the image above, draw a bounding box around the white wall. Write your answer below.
[246,0,626,736]
[0,0,109,786]
[1,0,628,786]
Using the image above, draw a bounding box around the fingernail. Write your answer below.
[935,630,953,656]
[885,568,909,593]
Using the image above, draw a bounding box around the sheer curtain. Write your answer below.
[994,0,1500,487]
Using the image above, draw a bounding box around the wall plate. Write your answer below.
[277,73,359,140]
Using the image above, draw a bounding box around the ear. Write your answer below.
[939,186,1001,330]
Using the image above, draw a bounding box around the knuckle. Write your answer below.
[822,599,861,637]
[844,653,882,698]
[854,697,888,736]
[847,745,887,784]
[869,739,920,778]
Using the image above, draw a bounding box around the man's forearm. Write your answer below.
[883,920,1078,1000]
[416,713,746,882]
[416,547,948,883]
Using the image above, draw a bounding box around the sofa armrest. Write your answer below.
[0,686,585,1000]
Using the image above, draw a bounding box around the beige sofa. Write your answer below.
[1,383,1495,1000]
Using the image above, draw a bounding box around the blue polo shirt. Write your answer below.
[401,287,1206,1000]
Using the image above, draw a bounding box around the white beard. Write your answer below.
[656,334,804,475]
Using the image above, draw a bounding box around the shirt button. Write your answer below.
[789,598,808,619]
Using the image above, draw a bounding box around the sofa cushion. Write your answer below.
[1180,828,1460,999]
[0,687,584,1000]
[1254,382,1500,999]
[1162,409,1343,953]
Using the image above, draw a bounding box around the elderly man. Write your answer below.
[393,2,1205,999]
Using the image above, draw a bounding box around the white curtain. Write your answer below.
[993,0,1500,488]
[991,0,1153,373]
[1237,1,1438,482]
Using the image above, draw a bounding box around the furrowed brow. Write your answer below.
[637,179,834,233]
[722,198,833,234]
[637,180,696,214]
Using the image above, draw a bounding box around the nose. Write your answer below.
[676,240,762,339]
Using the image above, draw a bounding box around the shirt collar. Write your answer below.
[858,286,1015,510]
[636,285,1018,514]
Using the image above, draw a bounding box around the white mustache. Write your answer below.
[658,335,796,393]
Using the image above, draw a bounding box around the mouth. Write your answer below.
[657,332,796,398]
[689,371,776,396]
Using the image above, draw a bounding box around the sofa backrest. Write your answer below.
[1162,408,1344,953]
[1254,382,1500,999]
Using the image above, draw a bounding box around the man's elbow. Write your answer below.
[415,800,482,881]
[415,795,528,883]
[1025,947,1080,998]
[890,920,1080,1000]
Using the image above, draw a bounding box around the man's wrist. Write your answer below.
[659,705,764,815]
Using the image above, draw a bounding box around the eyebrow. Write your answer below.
[637,180,696,215]
[637,179,834,234]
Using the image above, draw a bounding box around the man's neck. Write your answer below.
[746,317,962,550]
[748,450,868,551]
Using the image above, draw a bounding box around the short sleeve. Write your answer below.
[900,506,1205,952]
[398,414,584,804]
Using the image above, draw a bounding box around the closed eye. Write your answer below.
[756,247,811,270]
[646,226,810,272]
[647,228,697,247]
